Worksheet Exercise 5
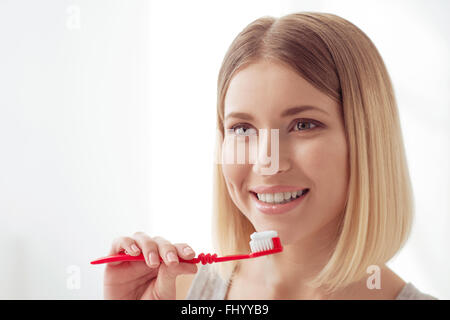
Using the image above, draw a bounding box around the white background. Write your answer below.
[0,0,448,299]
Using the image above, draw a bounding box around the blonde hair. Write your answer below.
[211,12,414,294]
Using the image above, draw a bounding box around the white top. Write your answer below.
[186,264,438,300]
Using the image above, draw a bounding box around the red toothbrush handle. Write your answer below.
[90,251,196,265]
[89,252,239,265]
[90,237,283,265]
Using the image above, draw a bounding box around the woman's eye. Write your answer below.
[230,124,257,136]
[229,119,321,136]
[293,120,318,131]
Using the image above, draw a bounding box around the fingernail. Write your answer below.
[131,244,140,252]
[167,251,178,263]
[149,252,159,266]
[184,247,194,255]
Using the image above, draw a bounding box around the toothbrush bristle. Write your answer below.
[249,230,278,253]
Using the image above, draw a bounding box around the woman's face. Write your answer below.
[221,60,349,245]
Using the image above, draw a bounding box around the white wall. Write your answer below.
[0,0,150,299]
[0,0,448,299]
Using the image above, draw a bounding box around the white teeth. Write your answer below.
[255,189,308,204]
[274,193,284,203]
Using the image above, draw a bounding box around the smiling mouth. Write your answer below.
[250,189,310,205]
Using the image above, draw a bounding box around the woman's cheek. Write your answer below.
[296,134,349,221]
[221,138,251,205]
[314,134,348,191]
[292,139,326,180]
[294,134,348,185]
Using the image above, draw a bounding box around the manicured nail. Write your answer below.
[184,247,194,255]
[149,252,159,266]
[131,244,140,252]
[167,251,178,263]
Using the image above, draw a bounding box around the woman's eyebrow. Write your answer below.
[225,105,329,121]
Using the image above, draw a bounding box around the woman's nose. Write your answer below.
[252,128,290,175]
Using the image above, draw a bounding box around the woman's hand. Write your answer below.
[103,232,198,300]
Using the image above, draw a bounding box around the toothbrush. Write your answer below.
[90,230,282,265]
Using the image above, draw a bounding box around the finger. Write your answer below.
[132,232,160,268]
[149,262,198,300]
[152,236,179,266]
[108,236,140,266]
[173,243,196,261]
[109,236,141,255]
[161,262,198,279]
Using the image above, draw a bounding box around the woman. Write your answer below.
[102,12,437,300]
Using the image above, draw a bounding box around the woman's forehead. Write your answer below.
[224,61,335,116]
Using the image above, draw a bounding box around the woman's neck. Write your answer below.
[232,218,340,299]
[238,236,337,299]
[231,224,406,300]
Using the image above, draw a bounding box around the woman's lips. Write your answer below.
[250,185,308,194]
[250,189,309,215]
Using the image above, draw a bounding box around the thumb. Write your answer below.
[154,263,198,299]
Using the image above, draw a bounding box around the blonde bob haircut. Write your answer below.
[211,12,414,294]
